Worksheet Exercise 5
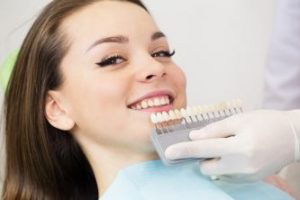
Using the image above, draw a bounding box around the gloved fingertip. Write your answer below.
[200,166,212,176]
[189,130,208,140]
[164,146,180,160]
[199,159,220,176]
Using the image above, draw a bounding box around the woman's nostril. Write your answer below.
[146,75,155,80]
[145,72,166,80]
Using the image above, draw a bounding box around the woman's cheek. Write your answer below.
[173,66,187,89]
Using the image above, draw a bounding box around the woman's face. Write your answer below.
[51,1,186,153]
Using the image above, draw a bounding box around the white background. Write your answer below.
[0,0,276,108]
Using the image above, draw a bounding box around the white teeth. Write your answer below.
[130,95,171,110]
[141,101,148,109]
[168,110,176,120]
[136,104,142,110]
[148,99,154,107]
[162,111,169,121]
[165,96,170,104]
[186,107,192,116]
[180,108,187,117]
[154,98,160,106]
[150,113,157,123]
[156,112,163,122]
[174,109,181,119]
[160,97,166,105]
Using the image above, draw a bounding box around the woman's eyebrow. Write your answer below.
[151,31,166,41]
[86,36,129,52]
[86,31,166,53]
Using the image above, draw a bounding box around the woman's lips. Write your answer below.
[127,90,176,113]
[128,95,174,113]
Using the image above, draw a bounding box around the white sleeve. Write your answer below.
[263,0,300,109]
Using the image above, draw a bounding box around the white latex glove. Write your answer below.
[165,110,300,182]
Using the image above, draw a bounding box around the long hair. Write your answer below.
[2,0,148,199]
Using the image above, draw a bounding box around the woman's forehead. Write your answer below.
[60,1,157,46]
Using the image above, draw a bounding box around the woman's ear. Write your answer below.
[45,91,75,131]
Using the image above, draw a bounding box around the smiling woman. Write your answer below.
[47,1,186,196]
[3,0,186,199]
[2,0,294,200]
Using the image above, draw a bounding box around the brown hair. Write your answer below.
[3,0,148,199]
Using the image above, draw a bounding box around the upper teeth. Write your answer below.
[130,95,171,110]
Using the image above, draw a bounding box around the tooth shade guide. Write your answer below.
[150,99,243,165]
[150,100,243,126]
[196,106,206,120]
[151,112,182,134]
[226,101,236,114]
[234,98,243,113]
[192,107,202,121]
[186,107,197,123]
[168,110,176,120]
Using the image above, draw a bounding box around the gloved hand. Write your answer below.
[165,110,300,182]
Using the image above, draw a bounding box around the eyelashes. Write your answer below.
[152,50,175,58]
[96,54,126,67]
[96,50,176,68]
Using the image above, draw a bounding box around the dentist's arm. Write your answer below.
[263,0,300,110]
[165,110,300,182]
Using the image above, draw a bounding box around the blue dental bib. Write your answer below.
[99,160,293,200]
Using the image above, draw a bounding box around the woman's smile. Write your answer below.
[127,89,175,113]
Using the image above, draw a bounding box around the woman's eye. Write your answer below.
[96,55,126,67]
[152,50,175,58]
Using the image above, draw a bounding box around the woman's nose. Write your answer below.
[135,58,167,83]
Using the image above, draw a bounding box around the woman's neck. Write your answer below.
[81,142,158,195]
